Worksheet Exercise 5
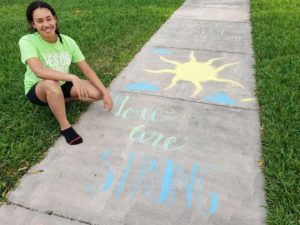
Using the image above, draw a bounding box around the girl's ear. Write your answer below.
[31,21,36,29]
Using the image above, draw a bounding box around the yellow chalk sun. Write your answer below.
[144,51,244,97]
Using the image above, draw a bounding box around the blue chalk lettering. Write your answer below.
[112,95,179,123]
[197,168,208,209]
[208,192,219,214]
[101,171,113,191]
[168,165,180,206]
[129,124,183,151]
[131,158,157,199]
[178,164,199,208]
[115,152,135,197]
[158,160,173,204]
[121,107,136,119]
[83,149,113,193]
[100,150,113,191]
[141,108,157,122]
[196,166,220,215]
[113,95,129,117]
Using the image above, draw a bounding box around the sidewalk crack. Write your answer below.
[7,201,97,225]
[110,90,259,112]
[144,45,253,55]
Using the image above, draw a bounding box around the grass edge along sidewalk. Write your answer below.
[0,0,184,204]
[251,0,300,224]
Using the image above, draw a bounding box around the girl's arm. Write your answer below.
[76,60,113,110]
[27,57,89,99]
[27,57,79,82]
[76,60,109,96]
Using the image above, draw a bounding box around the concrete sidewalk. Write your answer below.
[0,0,266,224]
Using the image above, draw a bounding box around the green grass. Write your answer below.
[251,0,300,224]
[0,0,184,203]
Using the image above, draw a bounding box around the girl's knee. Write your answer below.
[42,80,62,96]
[94,91,103,101]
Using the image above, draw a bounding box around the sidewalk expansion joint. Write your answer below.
[8,201,97,225]
[145,45,253,56]
[182,2,249,6]
[171,18,250,24]
[110,90,259,112]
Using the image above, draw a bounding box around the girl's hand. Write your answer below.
[71,75,89,99]
[103,92,113,112]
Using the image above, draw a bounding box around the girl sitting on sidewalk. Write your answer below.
[19,0,113,145]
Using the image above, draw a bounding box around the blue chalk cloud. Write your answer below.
[204,93,236,106]
[125,82,159,93]
[152,48,173,55]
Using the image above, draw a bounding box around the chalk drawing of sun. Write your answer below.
[144,51,244,97]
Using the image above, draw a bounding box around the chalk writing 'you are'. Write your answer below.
[112,95,184,151]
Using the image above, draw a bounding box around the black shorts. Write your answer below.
[26,81,73,106]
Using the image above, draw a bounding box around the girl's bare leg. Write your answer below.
[35,80,83,145]
[69,80,103,102]
[35,80,70,130]
[33,79,104,145]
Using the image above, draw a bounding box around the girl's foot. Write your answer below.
[61,127,83,145]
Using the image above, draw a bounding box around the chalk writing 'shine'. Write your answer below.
[85,150,219,215]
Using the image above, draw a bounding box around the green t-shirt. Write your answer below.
[19,32,85,94]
